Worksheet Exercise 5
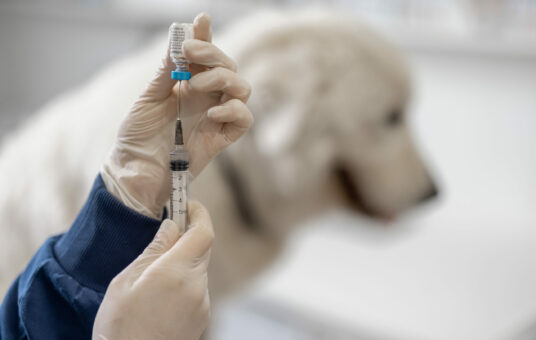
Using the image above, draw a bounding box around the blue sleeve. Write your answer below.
[0,174,163,340]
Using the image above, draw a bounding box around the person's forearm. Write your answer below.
[0,174,162,340]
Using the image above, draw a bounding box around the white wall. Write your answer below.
[0,3,160,137]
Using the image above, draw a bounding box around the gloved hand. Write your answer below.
[93,201,214,340]
[101,13,253,218]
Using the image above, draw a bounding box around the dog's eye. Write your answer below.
[386,110,403,127]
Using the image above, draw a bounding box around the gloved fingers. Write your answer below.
[194,13,212,42]
[183,40,237,72]
[144,219,181,256]
[189,13,213,76]
[219,100,253,144]
[139,33,178,103]
[163,200,214,263]
[207,98,254,132]
[189,67,251,102]
[122,219,181,280]
[201,291,211,318]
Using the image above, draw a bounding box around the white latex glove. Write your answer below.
[93,201,214,340]
[101,13,253,218]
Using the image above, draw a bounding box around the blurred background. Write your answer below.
[1,0,535,339]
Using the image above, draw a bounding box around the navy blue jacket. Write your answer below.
[0,175,162,340]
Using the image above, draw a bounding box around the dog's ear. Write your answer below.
[248,103,306,197]
[253,103,304,159]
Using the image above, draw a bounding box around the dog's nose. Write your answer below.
[419,184,439,203]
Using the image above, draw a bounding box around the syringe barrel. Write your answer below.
[169,22,193,79]
[170,146,189,234]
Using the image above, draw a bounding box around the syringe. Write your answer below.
[169,22,193,233]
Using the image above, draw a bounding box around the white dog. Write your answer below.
[0,10,437,299]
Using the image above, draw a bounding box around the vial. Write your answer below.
[169,22,194,80]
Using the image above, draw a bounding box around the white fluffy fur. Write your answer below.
[0,10,434,299]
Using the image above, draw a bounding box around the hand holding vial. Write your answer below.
[100,13,253,219]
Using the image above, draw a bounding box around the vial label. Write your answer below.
[170,28,186,55]
[169,23,193,60]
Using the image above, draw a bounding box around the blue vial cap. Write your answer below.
[171,71,191,80]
